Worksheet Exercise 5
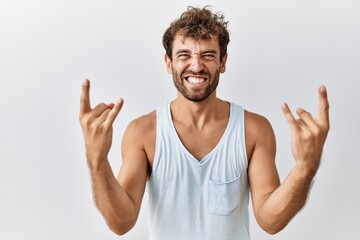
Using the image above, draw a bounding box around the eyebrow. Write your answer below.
[201,50,217,55]
[175,49,191,55]
[175,49,218,55]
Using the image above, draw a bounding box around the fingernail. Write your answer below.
[107,103,115,108]
[83,79,89,86]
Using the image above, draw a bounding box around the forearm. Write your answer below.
[88,158,137,235]
[257,163,316,234]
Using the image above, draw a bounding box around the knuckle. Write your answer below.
[94,125,102,133]
[325,125,330,132]
[313,126,321,136]
[323,122,330,132]
[98,102,107,108]
[79,115,86,125]
[322,104,330,111]
[80,115,92,128]
[303,132,312,141]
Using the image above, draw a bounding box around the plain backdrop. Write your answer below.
[1,0,359,239]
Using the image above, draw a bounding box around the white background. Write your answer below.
[1,0,359,239]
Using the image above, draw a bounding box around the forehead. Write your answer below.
[172,34,220,53]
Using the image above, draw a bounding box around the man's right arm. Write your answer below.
[88,156,141,235]
[88,119,149,235]
[79,79,148,235]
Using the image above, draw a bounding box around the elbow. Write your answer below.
[109,227,129,236]
[256,205,294,235]
[261,224,286,235]
[257,213,288,235]
[107,219,136,236]
[100,202,138,235]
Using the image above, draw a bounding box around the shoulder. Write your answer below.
[244,110,276,160]
[122,110,157,165]
[125,110,156,138]
[244,110,273,131]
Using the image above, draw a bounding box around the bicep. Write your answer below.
[247,114,280,217]
[116,120,149,216]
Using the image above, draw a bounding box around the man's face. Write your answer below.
[165,35,227,102]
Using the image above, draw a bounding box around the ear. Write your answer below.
[164,54,173,74]
[219,53,228,73]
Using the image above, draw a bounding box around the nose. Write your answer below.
[188,54,205,73]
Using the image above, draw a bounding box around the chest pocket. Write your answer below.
[208,173,241,215]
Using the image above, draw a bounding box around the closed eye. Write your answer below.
[177,54,191,60]
[201,54,216,61]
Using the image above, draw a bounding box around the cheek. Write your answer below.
[172,63,187,75]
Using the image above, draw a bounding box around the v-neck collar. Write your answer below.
[167,102,233,165]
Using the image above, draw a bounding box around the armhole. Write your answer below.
[149,105,161,181]
[240,107,249,170]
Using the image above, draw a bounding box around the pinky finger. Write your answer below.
[282,103,300,132]
[104,99,124,128]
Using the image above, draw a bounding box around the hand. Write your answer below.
[79,79,124,167]
[282,86,330,173]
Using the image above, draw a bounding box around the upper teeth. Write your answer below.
[187,77,205,84]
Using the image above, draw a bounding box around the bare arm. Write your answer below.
[249,86,330,234]
[79,79,148,235]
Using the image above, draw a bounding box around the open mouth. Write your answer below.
[184,76,207,85]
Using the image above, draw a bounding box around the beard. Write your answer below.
[172,69,220,102]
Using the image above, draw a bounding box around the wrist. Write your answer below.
[294,161,318,179]
[86,153,109,172]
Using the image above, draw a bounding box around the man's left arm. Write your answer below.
[248,86,330,234]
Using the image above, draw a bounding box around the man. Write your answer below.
[79,6,329,240]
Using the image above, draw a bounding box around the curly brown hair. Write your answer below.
[162,6,230,61]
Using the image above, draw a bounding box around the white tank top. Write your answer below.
[147,102,250,240]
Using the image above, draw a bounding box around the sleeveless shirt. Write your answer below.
[147,102,250,240]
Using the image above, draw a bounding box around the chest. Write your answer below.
[173,120,228,161]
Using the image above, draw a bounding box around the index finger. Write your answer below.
[317,85,330,126]
[80,79,91,115]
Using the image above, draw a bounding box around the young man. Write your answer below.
[79,6,330,240]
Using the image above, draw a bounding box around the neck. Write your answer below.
[171,91,229,129]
